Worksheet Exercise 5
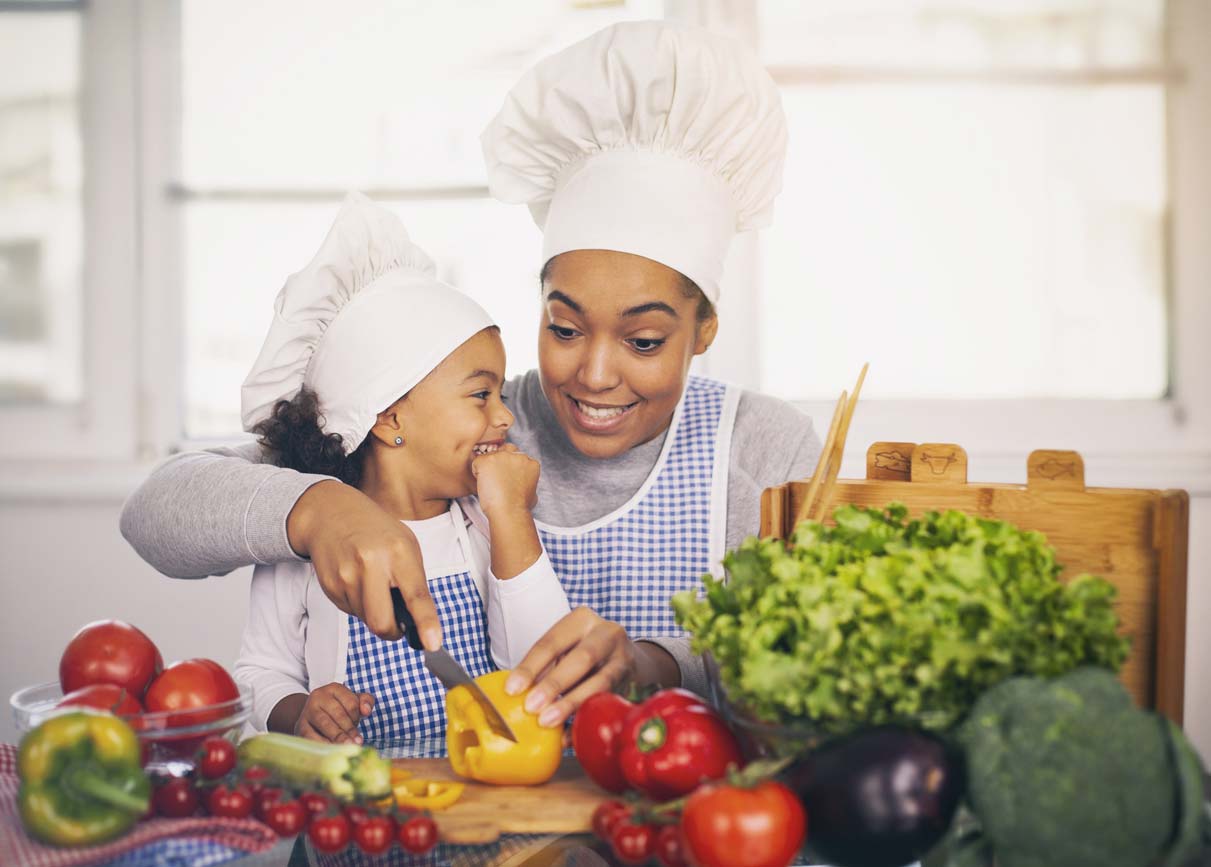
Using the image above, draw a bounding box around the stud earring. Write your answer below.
[394,436,403,446]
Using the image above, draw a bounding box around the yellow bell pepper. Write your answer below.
[446,670,563,786]
[392,778,465,811]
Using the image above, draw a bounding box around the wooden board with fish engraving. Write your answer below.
[391,755,609,845]
[759,444,1189,725]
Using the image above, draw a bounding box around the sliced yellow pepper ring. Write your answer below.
[392,778,466,811]
[390,767,413,784]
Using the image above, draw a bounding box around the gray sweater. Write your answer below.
[120,370,820,694]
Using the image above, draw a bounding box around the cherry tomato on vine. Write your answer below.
[308,813,352,854]
[611,820,657,865]
[205,783,254,819]
[656,823,688,867]
[299,791,333,822]
[153,778,199,818]
[197,736,237,779]
[398,814,439,854]
[263,798,307,837]
[591,799,632,841]
[354,815,396,855]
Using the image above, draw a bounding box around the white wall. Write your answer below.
[2,491,1208,761]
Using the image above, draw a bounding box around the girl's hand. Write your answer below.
[295,683,375,744]
[503,607,680,728]
[287,480,441,648]
[472,444,540,517]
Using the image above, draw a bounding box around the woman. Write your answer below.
[121,20,820,728]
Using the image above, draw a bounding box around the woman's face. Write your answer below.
[395,327,513,498]
[539,250,717,460]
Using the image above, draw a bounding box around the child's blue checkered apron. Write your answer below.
[537,376,739,639]
[344,503,495,742]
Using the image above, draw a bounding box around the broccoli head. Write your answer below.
[958,667,1183,867]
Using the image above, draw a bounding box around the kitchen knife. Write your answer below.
[390,587,518,742]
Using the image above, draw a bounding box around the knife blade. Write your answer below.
[390,587,518,742]
[423,647,518,743]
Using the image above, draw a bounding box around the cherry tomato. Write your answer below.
[254,786,284,821]
[354,814,396,856]
[620,696,743,801]
[144,659,239,728]
[308,813,352,854]
[196,736,237,779]
[398,814,439,854]
[57,683,144,717]
[591,799,632,841]
[342,803,370,826]
[572,692,635,793]
[153,777,199,818]
[59,620,163,698]
[263,798,308,837]
[299,791,334,822]
[611,820,657,866]
[680,780,806,867]
[205,783,254,819]
[655,823,688,867]
[242,764,271,797]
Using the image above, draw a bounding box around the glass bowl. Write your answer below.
[11,680,251,776]
[704,656,832,761]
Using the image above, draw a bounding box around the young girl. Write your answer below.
[233,192,570,742]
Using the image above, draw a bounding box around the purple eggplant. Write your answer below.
[785,725,964,867]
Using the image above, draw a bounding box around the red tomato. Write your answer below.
[205,783,254,819]
[59,620,163,698]
[254,786,284,821]
[242,764,271,797]
[591,799,632,841]
[655,823,688,867]
[152,777,199,818]
[354,815,396,855]
[342,803,370,827]
[299,791,334,822]
[308,813,352,854]
[572,692,635,793]
[57,683,143,717]
[619,696,743,801]
[611,820,657,865]
[263,798,308,837]
[144,658,239,727]
[197,736,237,779]
[398,814,439,854]
[680,781,806,867]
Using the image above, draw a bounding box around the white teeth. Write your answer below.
[473,443,500,456]
[575,400,630,419]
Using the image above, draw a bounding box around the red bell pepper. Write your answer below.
[618,689,743,801]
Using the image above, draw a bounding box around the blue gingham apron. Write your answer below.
[537,376,739,639]
[344,503,496,741]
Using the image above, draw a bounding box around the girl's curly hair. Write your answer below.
[251,388,372,487]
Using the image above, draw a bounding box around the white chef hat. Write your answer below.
[480,20,787,304]
[240,192,496,455]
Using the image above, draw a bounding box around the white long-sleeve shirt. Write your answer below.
[234,497,570,732]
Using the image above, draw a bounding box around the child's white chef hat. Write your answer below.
[241,192,495,455]
[480,20,787,304]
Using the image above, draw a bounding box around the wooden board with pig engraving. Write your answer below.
[391,755,609,845]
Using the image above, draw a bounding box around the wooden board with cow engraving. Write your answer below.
[391,755,609,845]
[760,444,1189,725]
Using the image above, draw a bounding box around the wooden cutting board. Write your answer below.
[391,755,610,844]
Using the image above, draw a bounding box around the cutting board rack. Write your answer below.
[759,443,1189,724]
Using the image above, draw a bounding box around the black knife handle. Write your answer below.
[389,587,424,651]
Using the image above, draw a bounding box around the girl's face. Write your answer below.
[539,250,717,460]
[392,327,513,499]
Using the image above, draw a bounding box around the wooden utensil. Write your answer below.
[793,362,869,528]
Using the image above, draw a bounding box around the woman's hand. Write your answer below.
[295,683,375,744]
[504,607,680,728]
[286,480,441,647]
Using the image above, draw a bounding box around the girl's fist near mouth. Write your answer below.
[472,444,540,517]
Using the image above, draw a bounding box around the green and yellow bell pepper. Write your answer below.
[18,711,150,847]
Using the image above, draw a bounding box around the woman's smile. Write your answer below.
[566,394,640,432]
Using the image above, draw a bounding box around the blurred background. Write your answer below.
[1,0,1207,754]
